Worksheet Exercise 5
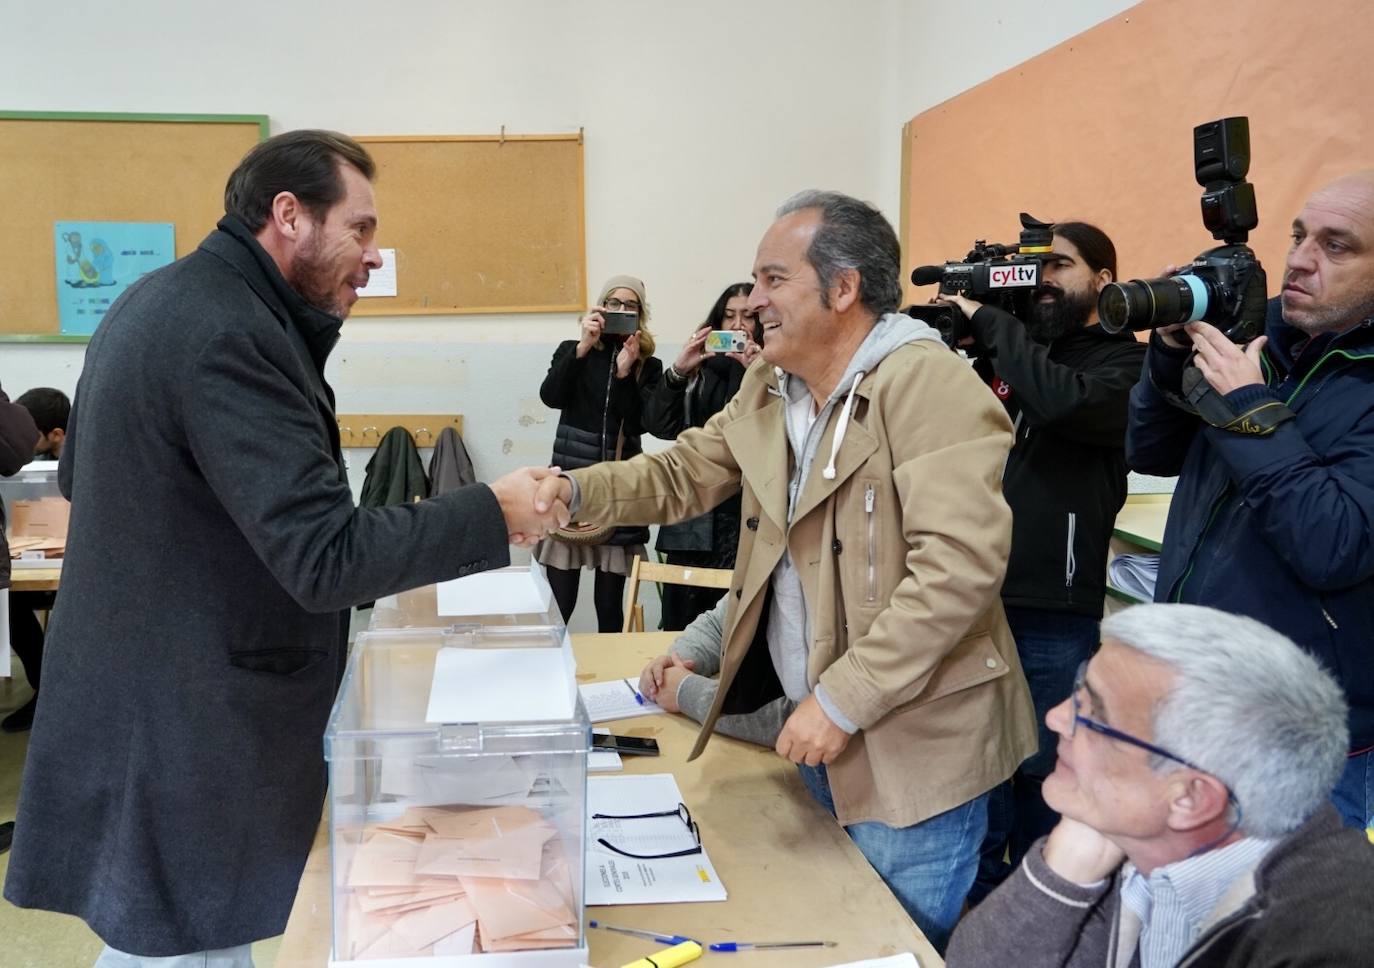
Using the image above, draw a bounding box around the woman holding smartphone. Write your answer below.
[536,275,663,631]
[640,281,761,630]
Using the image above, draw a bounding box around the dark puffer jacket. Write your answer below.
[641,354,745,557]
[540,338,662,546]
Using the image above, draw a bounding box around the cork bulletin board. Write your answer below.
[352,134,586,316]
[0,111,268,341]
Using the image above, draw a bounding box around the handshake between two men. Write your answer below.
[487,466,572,548]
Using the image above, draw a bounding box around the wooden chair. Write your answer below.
[621,555,734,633]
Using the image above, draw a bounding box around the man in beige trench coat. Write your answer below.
[539,190,1037,952]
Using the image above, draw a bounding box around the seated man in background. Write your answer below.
[2,387,70,733]
[16,387,69,459]
[946,603,1374,967]
[639,595,794,746]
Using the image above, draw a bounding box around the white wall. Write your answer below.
[0,0,1137,629]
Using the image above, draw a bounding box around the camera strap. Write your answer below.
[1180,362,1295,436]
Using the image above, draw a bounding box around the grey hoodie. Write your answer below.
[767,312,945,731]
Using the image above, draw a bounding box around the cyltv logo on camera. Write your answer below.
[988,264,1039,289]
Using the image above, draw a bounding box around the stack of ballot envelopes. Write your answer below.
[341,804,578,959]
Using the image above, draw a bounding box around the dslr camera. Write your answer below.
[905,213,1056,346]
[1097,117,1267,344]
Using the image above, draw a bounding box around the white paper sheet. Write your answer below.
[436,560,553,617]
[579,678,664,724]
[426,647,574,723]
[585,773,727,905]
[824,956,920,968]
[358,248,398,297]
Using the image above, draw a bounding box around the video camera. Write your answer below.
[1097,117,1267,344]
[905,213,1056,346]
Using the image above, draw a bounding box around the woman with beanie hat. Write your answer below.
[535,275,663,630]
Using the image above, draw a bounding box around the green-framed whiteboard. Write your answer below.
[0,111,268,342]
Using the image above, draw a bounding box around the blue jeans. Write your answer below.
[970,607,1099,905]
[1331,747,1374,830]
[797,763,987,955]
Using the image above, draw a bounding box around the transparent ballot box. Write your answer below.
[324,626,590,966]
[370,563,563,633]
[0,462,67,566]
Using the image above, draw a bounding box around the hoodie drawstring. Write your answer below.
[822,369,865,480]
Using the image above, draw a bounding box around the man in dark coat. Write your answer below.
[1127,171,1374,831]
[3,130,567,965]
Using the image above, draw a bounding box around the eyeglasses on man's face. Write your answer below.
[604,297,641,313]
[590,801,702,860]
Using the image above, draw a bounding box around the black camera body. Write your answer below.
[1097,117,1267,344]
[906,213,1055,346]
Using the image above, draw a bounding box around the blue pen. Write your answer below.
[589,919,694,945]
[625,678,645,705]
[709,940,836,952]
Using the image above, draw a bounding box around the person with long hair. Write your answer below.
[536,275,663,630]
[641,281,761,629]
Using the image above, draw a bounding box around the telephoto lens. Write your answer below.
[1097,273,1213,334]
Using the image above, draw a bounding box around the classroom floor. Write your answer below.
[1,669,284,968]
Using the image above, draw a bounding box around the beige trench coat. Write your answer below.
[572,341,1038,827]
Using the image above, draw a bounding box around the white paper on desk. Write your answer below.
[1108,552,1160,602]
[436,559,553,617]
[426,647,574,723]
[585,773,727,905]
[357,248,397,297]
[824,955,920,968]
[579,678,664,723]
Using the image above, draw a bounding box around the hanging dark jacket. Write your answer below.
[428,425,477,494]
[539,338,662,546]
[968,305,1146,616]
[3,216,510,956]
[641,354,745,557]
[1128,298,1374,749]
[0,384,40,588]
[360,426,429,507]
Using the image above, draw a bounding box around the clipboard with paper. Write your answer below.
[585,773,727,905]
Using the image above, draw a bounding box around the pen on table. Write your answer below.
[589,919,694,945]
[624,678,645,706]
[709,940,837,952]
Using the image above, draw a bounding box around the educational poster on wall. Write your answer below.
[53,221,175,335]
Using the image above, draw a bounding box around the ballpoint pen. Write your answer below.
[709,940,837,952]
[589,919,695,945]
[624,677,645,705]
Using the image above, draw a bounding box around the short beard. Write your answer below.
[1026,286,1095,342]
[288,232,348,318]
[1282,284,1374,336]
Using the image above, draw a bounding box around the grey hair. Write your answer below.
[1101,604,1348,838]
[775,190,902,316]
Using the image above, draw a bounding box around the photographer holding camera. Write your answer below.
[1127,171,1374,831]
[535,275,663,631]
[936,222,1146,897]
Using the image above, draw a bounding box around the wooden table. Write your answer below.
[276,632,940,968]
[8,566,61,593]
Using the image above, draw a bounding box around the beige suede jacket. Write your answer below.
[571,340,1037,827]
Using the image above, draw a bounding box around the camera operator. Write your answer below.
[937,222,1146,898]
[1127,171,1374,831]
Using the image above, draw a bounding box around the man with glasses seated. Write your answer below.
[946,603,1374,967]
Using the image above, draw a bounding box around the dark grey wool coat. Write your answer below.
[3,217,511,956]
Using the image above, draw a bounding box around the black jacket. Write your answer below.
[641,355,745,557]
[968,305,1146,615]
[4,217,510,955]
[540,338,662,546]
